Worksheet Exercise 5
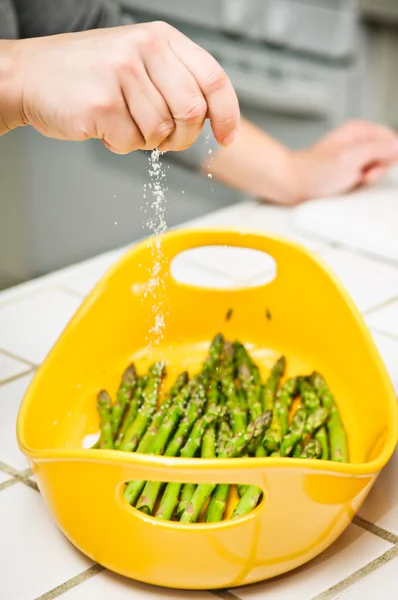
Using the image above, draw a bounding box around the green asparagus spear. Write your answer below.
[233,342,263,495]
[177,380,219,518]
[124,376,189,506]
[235,344,263,423]
[231,484,263,519]
[201,420,217,458]
[216,421,232,455]
[162,380,206,456]
[111,364,137,438]
[205,413,239,520]
[275,376,302,436]
[114,375,146,449]
[200,333,225,388]
[135,372,189,455]
[180,406,226,458]
[221,341,247,434]
[304,406,329,435]
[301,380,321,413]
[310,372,349,463]
[97,390,114,449]
[180,411,271,523]
[293,443,303,458]
[120,362,165,452]
[204,382,237,521]
[261,357,286,453]
[155,407,224,520]
[280,407,307,457]
[300,439,322,459]
[315,426,329,460]
[205,481,230,522]
[263,356,286,411]
[136,381,206,515]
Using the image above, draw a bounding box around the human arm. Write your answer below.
[204,116,398,204]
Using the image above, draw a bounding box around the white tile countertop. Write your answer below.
[0,198,397,600]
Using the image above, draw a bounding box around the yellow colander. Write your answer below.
[17,229,397,590]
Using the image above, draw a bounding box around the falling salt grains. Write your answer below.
[142,149,169,348]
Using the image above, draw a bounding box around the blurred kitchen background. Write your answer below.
[1,0,398,289]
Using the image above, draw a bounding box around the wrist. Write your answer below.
[287,149,314,205]
[0,40,27,135]
[268,148,309,206]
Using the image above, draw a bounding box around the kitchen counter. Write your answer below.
[0,198,397,600]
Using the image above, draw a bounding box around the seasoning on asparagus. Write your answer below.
[114,375,146,449]
[120,362,165,452]
[300,439,322,459]
[304,406,329,435]
[300,380,321,413]
[111,364,137,438]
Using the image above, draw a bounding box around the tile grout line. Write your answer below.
[353,515,398,545]
[0,460,22,477]
[0,477,19,492]
[367,324,398,343]
[0,347,39,368]
[211,589,243,599]
[329,240,398,269]
[0,461,39,492]
[311,543,398,600]
[362,293,398,317]
[0,367,36,388]
[53,283,86,300]
[0,281,61,309]
[34,564,105,599]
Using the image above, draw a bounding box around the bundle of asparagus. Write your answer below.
[93,333,348,522]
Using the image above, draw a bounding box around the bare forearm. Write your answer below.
[0,40,25,135]
[203,116,299,205]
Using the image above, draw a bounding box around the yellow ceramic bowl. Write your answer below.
[17,229,397,590]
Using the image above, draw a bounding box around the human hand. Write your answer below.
[291,120,398,203]
[4,22,239,153]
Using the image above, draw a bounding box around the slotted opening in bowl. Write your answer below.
[170,246,277,289]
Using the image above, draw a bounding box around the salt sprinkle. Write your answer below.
[142,149,170,350]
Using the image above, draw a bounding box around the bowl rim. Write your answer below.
[16,227,398,477]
